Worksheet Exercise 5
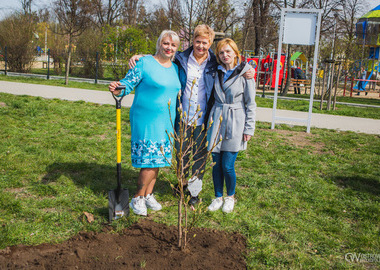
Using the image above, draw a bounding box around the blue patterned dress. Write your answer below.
[119,56,181,168]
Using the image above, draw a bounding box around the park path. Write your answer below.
[1,80,380,135]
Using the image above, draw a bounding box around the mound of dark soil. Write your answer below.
[0,219,246,269]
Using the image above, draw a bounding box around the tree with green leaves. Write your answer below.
[103,26,154,80]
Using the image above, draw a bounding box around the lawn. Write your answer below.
[0,92,379,268]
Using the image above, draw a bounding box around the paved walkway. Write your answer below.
[1,81,380,135]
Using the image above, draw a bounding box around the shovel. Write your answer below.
[109,85,129,222]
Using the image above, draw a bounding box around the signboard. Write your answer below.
[283,12,318,45]
[272,8,322,133]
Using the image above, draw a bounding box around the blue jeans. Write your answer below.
[212,151,238,198]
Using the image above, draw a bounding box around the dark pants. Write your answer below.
[175,123,207,181]
[294,84,301,94]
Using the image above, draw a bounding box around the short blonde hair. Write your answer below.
[156,30,180,61]
[215,38,241,68]
[193,24,215,44]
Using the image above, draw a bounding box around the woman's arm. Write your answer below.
[109,60,144,97]
[243,77,257,137]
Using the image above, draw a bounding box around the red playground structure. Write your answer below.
[242,53,287,91]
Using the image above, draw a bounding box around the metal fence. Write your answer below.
[0,46,131,84]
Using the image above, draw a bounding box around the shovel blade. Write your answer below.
[108,188,129,222]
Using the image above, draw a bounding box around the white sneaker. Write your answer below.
[145,193,162,211]
[208,197,223,211]
[222,197,235,213]
[129,196,147,216]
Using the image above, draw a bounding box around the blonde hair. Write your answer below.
[156,30,180,61]
[215,38,241,68]
[193,24,215,44]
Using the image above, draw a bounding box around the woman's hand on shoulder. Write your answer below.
[129,55,143,68]
[243,67,255,80]
[243,134,252,142]
[109,81,122,96]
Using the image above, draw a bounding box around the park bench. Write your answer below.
[290,78,312,94]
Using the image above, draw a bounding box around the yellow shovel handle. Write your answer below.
[116,108,121,164]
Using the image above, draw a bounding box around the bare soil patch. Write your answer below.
[0,219,246,269]
[271,129,326,154]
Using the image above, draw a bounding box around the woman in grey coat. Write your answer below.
[207,38,256,213]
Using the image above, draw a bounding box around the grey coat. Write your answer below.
[207,62,256,152]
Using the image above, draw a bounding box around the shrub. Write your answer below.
[0,13,36,72]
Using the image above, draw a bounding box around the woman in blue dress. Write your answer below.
[109,30,181,216]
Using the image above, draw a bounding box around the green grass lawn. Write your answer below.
[0,93,379,268]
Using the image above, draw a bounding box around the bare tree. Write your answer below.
[338,0,366,69]
[181,0,200,42]
[143,8,171,38]
[53,0,91,85]
[198,0,241,34]
[20,0,33,15]
[241,0,277,55]
[90,0,125,27]
[302,0,340,34]
[123,0,141,26]
[162,91,221,251]
[164,0,242,46]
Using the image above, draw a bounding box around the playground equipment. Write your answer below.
[243,51,287,95]
[243,51,315,96]
[290,51,307,69]
[351,4,380,96]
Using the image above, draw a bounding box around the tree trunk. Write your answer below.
[333,63,342,110]
[320,65,328,110]
[65,35,73,85]
[178,197,182,249]
[281,44,291,96]
[279,0,297,96]
[327,63,335,110]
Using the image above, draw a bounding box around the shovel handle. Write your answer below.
[112,85,126,109]
[112,85,126,187]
